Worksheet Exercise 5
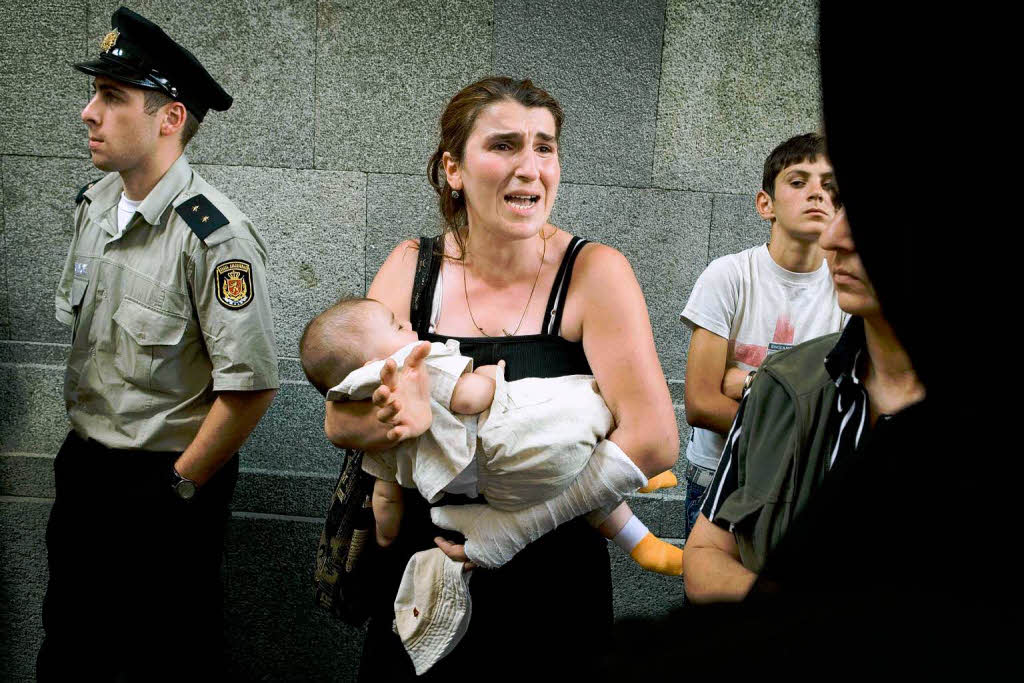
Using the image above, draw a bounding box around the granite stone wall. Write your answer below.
[0,0,821,679]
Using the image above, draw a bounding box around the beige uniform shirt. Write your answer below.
[55,154,279,452]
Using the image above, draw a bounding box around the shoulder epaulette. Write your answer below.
[174,193,230,241]
[75,179,101,204]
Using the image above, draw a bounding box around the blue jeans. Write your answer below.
[684,460,717,538]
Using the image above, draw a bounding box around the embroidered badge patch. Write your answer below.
[215,260,254,310]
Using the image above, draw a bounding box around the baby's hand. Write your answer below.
[473,359,506,381]
[372,341,432,442]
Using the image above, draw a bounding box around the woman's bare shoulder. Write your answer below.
[368,238,424,320]
[573,241,636,284]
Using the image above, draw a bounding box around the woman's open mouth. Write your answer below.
[504,193,540,214]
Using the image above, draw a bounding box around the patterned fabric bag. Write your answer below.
[313,448,377,625]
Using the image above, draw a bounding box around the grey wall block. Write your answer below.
[2,156,97,343]
[0,454,56,499]
[551,182,711,380]
[710,192,767,262]
[653,0,822,194]
[0,1,87,158]
[0,500,51,681]
[366,173,442,290]
[495,0,665,187]
[195,164,366,356]
[87,1,316,168]
[225,515,364,681]
[610,542,683,621]
[232,468,337,518]
[316,0,494,174]
[0,364,68,456]
[243,380,342,474]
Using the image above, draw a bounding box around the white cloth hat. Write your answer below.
[392,548,473,675]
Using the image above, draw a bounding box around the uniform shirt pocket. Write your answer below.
[71,277,88,307]
[69,277,89,342]
[111,298,188,389]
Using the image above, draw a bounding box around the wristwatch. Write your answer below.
[743,370,757,393]
[170,466,198,501]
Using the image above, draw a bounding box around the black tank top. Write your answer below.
[359,235,614,681]
[410,234,592,376]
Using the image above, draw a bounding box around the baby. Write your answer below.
[301,297,681,575]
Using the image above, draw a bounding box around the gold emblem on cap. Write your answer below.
[100,29,119,53]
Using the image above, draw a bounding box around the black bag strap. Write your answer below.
[409,235,441,336]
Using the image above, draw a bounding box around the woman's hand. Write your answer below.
[372,341,433,442]
[433,536,476,572]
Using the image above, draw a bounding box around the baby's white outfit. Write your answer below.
[326,339,614,509]
[326,339,615,675]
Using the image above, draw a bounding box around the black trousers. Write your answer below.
[37,431,238,682]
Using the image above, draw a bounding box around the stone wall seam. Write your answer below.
[84,1,90,112]
[240,466,334,479]
[313,0,320,169]
[0,495,53,504]
[230,509,324,524]
[2,154,9,340]
[707,193,714,266]
[0,153,91,163]
[0,362,66,371]
[649,1,671,188]
[363,171,369,293]
[490,0,497,72]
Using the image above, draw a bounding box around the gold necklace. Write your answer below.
[463,233,548,337]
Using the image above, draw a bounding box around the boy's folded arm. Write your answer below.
[684,327,741,435]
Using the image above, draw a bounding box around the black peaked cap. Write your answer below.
[73,6,231,121]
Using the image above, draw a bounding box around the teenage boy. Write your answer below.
[679,133,847,537]
[38,7,278,679]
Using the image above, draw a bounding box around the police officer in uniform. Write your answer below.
[38,7,279,680]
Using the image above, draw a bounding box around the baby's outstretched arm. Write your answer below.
[450,361,504,415]
[372,341,433,442]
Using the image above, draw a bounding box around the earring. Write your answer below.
[451,190,460,199]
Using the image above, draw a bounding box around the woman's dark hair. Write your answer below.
[427,76,564,259]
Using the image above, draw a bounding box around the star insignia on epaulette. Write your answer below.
[174,194,229,241]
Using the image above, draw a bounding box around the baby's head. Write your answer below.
[299,297,418,396]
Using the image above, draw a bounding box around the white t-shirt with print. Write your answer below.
[680,244,848,470]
